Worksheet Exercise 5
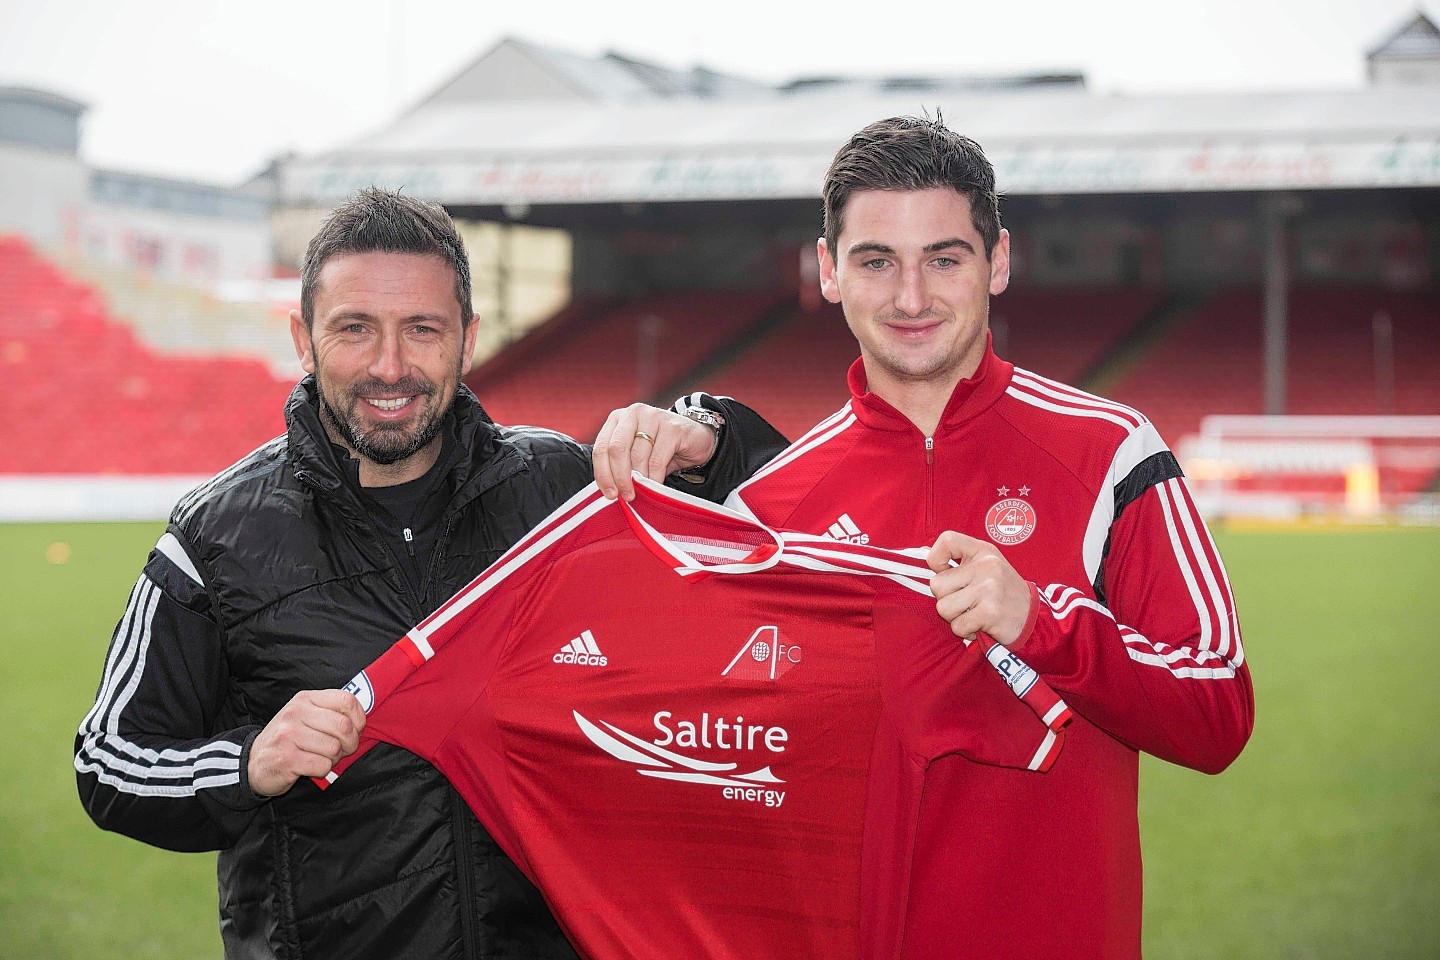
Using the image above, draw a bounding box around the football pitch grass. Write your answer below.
[2,520,1437,959]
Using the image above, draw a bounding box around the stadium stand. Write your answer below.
[622,287,1163,443]
[1106,288,1268,448]
[992,286,1166,387]
[1107,285,1439,448]
[468,282,1433,450]
[1283,285,1440,417]
[685,304,857,442]
[61,256,298,378]
[467,290,784,440]
[0,234,292,474]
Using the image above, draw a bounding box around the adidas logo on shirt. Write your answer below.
[554,630,608,666]
[825,513,869,545]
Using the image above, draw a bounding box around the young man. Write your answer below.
[723,117,1255,959]
[74,187,784,959]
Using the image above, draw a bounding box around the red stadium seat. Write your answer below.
[467,291,785,440]
[0,235,291,474]
[1108,284,1439,448]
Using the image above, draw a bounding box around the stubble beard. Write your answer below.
[866,297,999,386]
[861,309,957,384]
[317,373,453,466]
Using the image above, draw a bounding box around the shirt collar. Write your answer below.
[845,331,1014,435]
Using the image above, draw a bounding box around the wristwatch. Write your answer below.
[674,407,726,483]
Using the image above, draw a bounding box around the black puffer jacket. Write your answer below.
[75,378,784,959]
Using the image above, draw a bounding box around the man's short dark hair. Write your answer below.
[300,187,473,327]
[822,115,1002,259]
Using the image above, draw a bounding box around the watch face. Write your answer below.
[686,409,725,429]
[674,408,723,483]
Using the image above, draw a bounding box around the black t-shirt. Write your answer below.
[339,421,461,597]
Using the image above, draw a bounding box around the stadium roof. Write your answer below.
[280,35,1440,206]
[0,85,88,154]
[413,37,776,108]
[0,85,87,115]
[1368,10,1440,59]
[410,37,1079,109]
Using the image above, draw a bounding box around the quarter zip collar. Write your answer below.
[845,332,1014,438]
[284,377,347,495]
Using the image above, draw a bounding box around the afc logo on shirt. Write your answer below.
[722,626,801,681]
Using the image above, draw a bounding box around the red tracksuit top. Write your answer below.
[727,343,1255,960]
[323,478,1073,960]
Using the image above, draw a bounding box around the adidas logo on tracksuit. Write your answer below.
[825,513,869,545]
[554,629,608,666]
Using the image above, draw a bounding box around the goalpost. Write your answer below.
[1178,416,1440,524]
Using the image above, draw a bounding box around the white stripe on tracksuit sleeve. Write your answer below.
[1017,475,1252,774]
[74,527,267,852]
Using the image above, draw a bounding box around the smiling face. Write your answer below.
[290,250,477,485]
[819,186,1010,408]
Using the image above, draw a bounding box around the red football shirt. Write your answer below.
[324,478,1071,960]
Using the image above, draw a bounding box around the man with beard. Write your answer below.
[74,187,786,959]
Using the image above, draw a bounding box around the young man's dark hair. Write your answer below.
[821,115,1003,258]
[300,186,473,327]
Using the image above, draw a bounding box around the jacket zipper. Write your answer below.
[314,461,491,956]
[427,514,481,957]
[362,521,423,614]
[924,436,936,537]
[452,790,480,953]
[363,512,481,953]
[418,517,455,607]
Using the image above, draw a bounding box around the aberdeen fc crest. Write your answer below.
[985,487,1037,545]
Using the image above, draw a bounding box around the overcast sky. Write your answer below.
[0,0,1430,185]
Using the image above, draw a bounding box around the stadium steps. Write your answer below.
[1282,285,1440,417]
[0,234,292,474]
[644,297,799,407]
[666,287,1173,442]
[1104,288,1268,446]
[993,287,1166,387]
[669,304,860,442]
[57,254,299,378]
[466,297,611,389]
[1078,292,1208,397]
[465,291,782,440]
[1102,283,1439,446]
